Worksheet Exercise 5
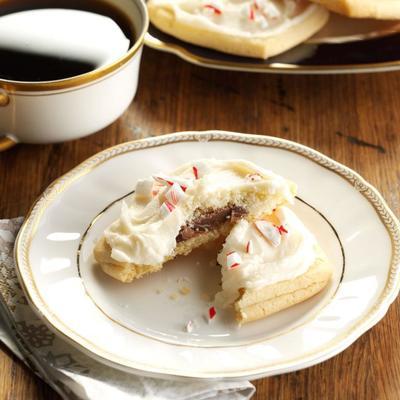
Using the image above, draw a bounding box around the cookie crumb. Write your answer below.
[177,276,191,285]
[179,286,191,296]
[155,289,162,294]
[169,293,178,300]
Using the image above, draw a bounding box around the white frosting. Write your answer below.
[215,206,317,308]
[104,159,295,266]
[151,0,314,37]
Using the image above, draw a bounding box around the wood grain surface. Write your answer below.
[1,47,400,400]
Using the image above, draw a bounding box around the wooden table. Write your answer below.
[1,47,400,399]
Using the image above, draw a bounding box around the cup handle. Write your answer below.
[0,90,17,151]
[0,136,17,151]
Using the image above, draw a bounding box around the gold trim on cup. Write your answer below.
[0,136,16,151]
[0,0,149,92]
[0,90,9,106]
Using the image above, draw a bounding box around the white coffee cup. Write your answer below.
[0,0,149,151]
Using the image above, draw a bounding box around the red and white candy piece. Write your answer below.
[152,182,164,197]
[165,183,185,206]
[160,201,175,218]
[226,251,242,269]
[185,320,194,333]
[192,166,199,180]
[255,220,281,247]
[258,0,281,18]
[191,162,212,180]
[246,240,254,254]
[153,174,174,186]
[249,4,255,20]
[203,4,222,15]
[276,224,288,235]
[208,306,217,321]
[153,174,190,192]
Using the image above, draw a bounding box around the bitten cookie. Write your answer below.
[94,159,296,283]
[148,0,329,59]
[215,207,332,324]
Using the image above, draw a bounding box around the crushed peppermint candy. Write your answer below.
[249,5,255,20]
[258,17,269,29]
[152,181,164,197]
[208,306,217,320]
[185,320,194,333]
[165,183,185,205]
[160,201,175,217]
[193,166,199,180]
[226,251,242,269]
[255,220,281,247]
[276,224,288,235]
[203,4,222,14]
[153,174,189,192]
[193,161,211,177]
[153,174,174,186]
[246,240,254,254]
[261,1,281,18]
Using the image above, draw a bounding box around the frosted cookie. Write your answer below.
[215,206,331,324]
[94,159,296,282]
[310,0,400,19]
[147,0,329,59]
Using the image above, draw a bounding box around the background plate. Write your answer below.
[145,14,400,74]
[15,132,400,379]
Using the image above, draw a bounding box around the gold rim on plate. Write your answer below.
[14,132,400,378]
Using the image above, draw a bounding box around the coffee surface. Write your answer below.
[0,3,134,82]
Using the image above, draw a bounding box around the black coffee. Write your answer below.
[0,0,135,82]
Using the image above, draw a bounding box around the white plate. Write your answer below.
[15,131,400,379]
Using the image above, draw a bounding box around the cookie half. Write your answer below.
[94,159,296,282]
[215,207,332,323]
[235,253,331,323]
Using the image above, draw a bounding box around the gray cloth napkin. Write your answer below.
[0,218,255,400]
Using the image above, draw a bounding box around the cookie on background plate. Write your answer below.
[147,0,329,59]
[310,0,400,19]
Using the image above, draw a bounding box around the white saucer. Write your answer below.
[15,131,400,379]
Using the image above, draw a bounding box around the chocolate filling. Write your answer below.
[176,205,247,242]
